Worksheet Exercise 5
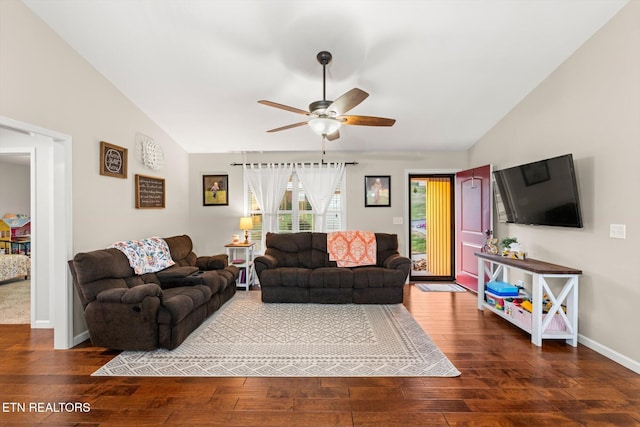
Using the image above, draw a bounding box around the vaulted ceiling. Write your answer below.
[23,0,628,153]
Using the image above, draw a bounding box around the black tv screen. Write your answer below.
[493,154,583,228]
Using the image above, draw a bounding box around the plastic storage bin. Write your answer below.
[504,301,566,332]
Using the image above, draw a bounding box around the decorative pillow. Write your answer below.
[109,237,175,275]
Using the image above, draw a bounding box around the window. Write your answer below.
[245,171,345,253]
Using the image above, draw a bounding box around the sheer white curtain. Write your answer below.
[295,162,345,232]
[243,163,293,248]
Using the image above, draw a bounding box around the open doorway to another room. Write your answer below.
[408,174,455,282]
[0,153,31,324]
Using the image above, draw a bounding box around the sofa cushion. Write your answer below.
[265,232,332,269]
[195,254,228,270]
[309,267,353,289]
[352,267,407,288]
[80,278,128,303]
[164,234,198,267]
[158,285,211,325]
[260,267,311,288]
[373,233,400,267]
[73,248,133,283]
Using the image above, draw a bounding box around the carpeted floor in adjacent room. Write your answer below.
[0,279,30,324]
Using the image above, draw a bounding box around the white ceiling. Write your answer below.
[23,0,628,154]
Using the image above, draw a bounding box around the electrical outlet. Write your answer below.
[393,217,403,225]
[609,224,626,239]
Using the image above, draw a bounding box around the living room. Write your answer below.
[1,0,639,423]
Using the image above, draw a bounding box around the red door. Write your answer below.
[455,165,492,292]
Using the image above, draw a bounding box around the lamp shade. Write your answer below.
[239,217,253,230]
[308,117,341,136]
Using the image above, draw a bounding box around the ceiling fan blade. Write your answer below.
[340,115,396,127]
[266,121,308,133]
[258,100,311,116]
[326,130,340,141]
[326,88,369,116]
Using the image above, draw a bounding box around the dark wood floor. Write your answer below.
[0,285,638,426]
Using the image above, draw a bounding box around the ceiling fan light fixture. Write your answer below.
[308,117,341,136]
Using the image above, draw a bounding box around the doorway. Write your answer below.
[0,153,32,324]
[408,174,455,282]
[0,116,73,349]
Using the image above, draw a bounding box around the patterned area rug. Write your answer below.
[93,292,460,377]
[416,283,467,293]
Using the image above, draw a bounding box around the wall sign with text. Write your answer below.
[100,141,128,179]
[135,174,166,209]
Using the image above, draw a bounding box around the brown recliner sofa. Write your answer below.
[68,235,239,351]
[254,232,410,304]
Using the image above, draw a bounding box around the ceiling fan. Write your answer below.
[258,51,396,141]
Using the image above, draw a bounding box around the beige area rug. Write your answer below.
[94,291,460,377]
[0,279,30,324]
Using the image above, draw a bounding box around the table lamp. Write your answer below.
[239,217,253,244]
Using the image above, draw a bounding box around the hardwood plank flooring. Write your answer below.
[0,284,638,426]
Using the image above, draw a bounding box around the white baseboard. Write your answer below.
[32,320,51,329]
[73,330,91,347]
[579,334,640,374]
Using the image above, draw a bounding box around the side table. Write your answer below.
[225,243,255,291]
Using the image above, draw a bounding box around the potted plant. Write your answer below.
[500,237,518,256]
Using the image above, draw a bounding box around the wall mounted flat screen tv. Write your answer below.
[493,154,583,228]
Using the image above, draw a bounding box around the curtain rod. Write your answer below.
[230,161,358,166]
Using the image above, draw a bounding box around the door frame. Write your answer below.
[405,167,493,286]
[0,116,74,349]
[404,168,460,278]
[407,172,456,281]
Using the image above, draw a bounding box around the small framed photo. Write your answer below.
[100,141,127,179]
[365,175,391,207]
[203,174,229,206]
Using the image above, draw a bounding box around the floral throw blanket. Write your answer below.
[109,237,175,275]
[327,231,377,267]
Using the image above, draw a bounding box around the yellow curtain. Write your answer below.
[427,178,451,276]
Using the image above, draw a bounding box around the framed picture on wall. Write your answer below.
[203,174,229,206]
[135,174,165,209]
[99,141,127,179]
[365,175,391,207]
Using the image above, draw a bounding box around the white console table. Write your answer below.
[225,243,255,291]
[476,253,581,347]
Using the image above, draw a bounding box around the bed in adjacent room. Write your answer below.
[0,254,30,282]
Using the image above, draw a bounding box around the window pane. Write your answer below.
[299,213,314,231]
[278,213,293,232]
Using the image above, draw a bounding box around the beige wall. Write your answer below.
[0,158,30,215]
[188,150,468,257]
[469,2,640,367]
[0,0,190,252]
[0,0,190,338]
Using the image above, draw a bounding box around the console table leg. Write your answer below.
[531,273,543,346]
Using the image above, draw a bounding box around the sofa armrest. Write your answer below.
[254,254,279,278]
[195,254,228,270]
[383,254,411,271]
[96,283,163,304]
[254,254,278,269]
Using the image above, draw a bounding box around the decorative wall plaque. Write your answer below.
[100,141,128,179]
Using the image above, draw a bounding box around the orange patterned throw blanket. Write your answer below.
[327,231,377,267]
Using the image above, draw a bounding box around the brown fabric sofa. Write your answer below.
[254,232,410,304]
[68,235,239,351]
